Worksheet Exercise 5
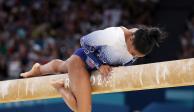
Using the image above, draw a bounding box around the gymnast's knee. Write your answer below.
[50,59,65,72]
[67,55,86,73]
[67,56,89,86]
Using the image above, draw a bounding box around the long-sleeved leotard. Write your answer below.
[80,27,137,69]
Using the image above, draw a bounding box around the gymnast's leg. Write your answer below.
[21,59,78,111]
[20,59,68,77]
[21,56,92,112]
[51,79,78,111]
[49,55,92,112]
[65,55,92,112]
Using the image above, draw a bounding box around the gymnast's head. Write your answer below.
[126,25,166,58]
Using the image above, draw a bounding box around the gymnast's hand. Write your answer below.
[99,65,112,76]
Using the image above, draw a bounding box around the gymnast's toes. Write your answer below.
[20,63,41,78]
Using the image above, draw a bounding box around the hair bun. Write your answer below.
[148,28,163,47]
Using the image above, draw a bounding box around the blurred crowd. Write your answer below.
[0,0,159,80]
[179,10,194,59]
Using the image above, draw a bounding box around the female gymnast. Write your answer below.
[21,26,165,112]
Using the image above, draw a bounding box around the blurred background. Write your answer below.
[0,0,194,112]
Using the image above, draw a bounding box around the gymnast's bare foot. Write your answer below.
[51,79,77,111]
[20,63,41,78]
[50,79,65,90]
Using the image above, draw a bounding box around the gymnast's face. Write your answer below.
[126,28,145,58]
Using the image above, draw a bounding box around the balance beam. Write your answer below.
[0,58,194,103]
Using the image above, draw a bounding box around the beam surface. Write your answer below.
[0,58,194,103]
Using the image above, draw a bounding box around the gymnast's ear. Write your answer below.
[129,28,138,33]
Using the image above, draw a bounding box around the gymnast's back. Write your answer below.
[80,27,135,66]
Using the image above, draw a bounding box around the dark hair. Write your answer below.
[133,26,166,55]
